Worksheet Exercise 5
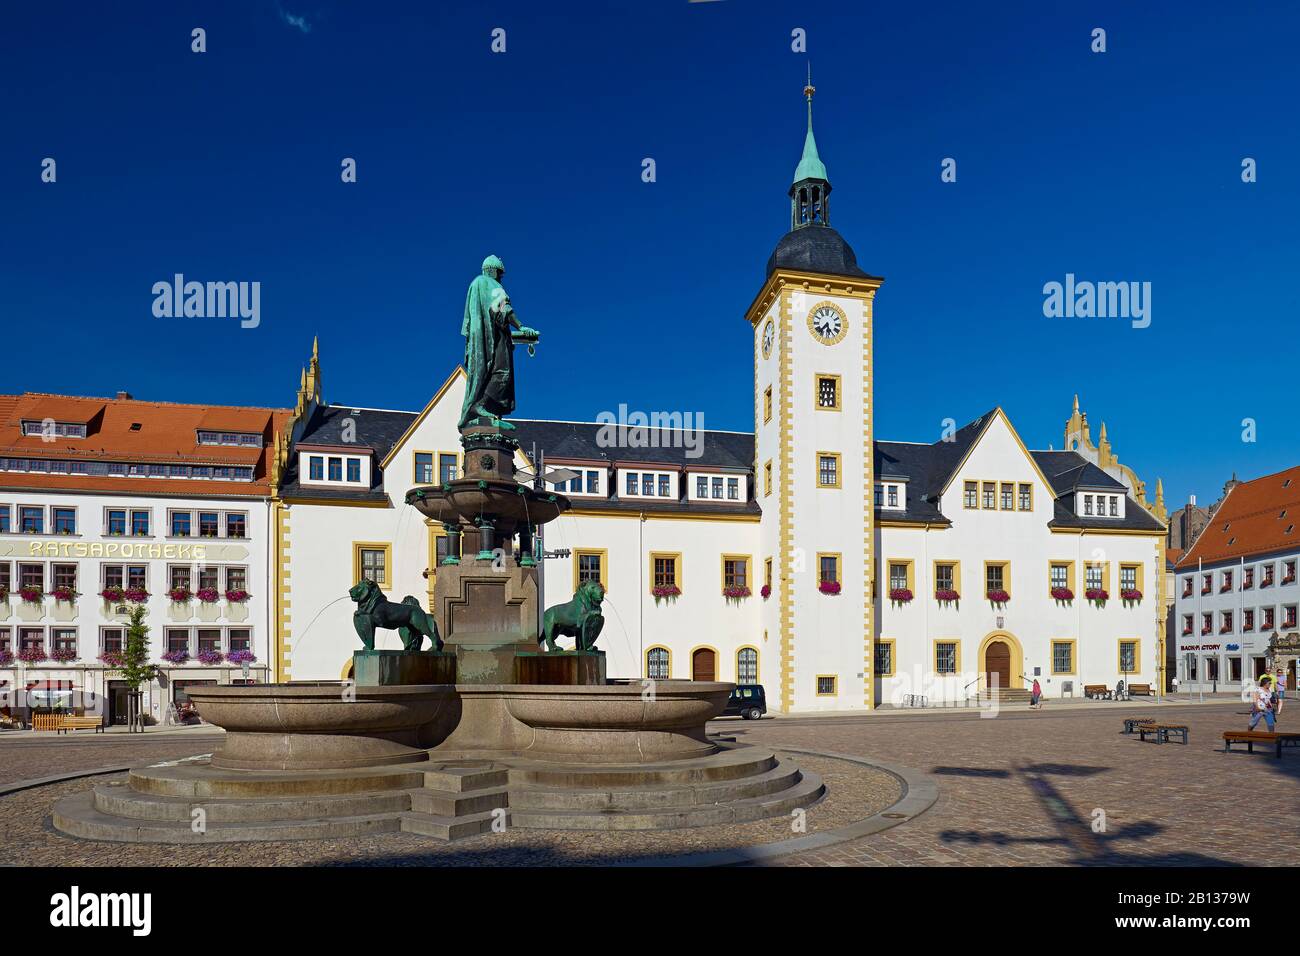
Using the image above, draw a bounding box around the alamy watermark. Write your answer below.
[1042,273,1150,329]
[595,405,704,459]
[152,274,260,329]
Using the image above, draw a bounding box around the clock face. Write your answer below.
[807,302,847,345]
[761,320,774,359]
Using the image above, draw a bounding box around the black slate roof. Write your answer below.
[511,420,754,471]
[765,226,876,280]
[279,403,417,500]
[1032,451,1127,493]
[873,410,998,525]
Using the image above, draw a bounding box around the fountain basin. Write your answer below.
[187,683,458,771]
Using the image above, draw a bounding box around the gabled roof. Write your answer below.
[1032,451,1128,493]
[278,403,418,501]
[1177,465,1300,568]
[511,420,754,471]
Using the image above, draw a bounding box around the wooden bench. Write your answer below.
[1084,684,1112,700]
[1138,723,1189,745]
[1222,730,1300,758]
[1122,717,1156,734]
[31,714,62,732]
[1128,683,1153,697]
[57,716,105,734]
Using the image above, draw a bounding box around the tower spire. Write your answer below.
[790,65,830,229]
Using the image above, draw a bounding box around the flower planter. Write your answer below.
[1085,588,1109,604]
[49,587,78,603]
[934,588,960,604]
[50,649,79,664]
[18,648,47,664]
[722,586,751,601]
[167,587,193,603]
[651,585,681,602]
[195,651,225,666]
[123,588,150,603]
[986,590,1010,605]
[224,589,251,603]
[161,650,191,665]
[818,581,841,595]
[1120,589,1142,603]
[1050,587,1074,603]
[0,650,14,666]
[196,588,221,604]
[98,652,125,668]
[226,650,257,666]
[99,587,125,603]
[19,587,43,604]
[888,587,913,604]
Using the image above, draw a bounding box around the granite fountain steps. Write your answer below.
[51,745,825,842]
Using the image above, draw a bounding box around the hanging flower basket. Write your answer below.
[1050,587,1074,603]
[227,650,257,665]
[196,650,224,666]
[167,586,193,603]
[196,587,221,603]
[760,584,771,599]
[98,651,125,668]
[818,580,842,595]
[50,586,78,603]
[0,650,14,666]
[225,589,251,603]
[987,589,1010,605]
[123,587,150,603]
[934,588,960,603]
[18,647,47,664]
[51,648,79,663]
[19,586,44,604]
[1120,588,1142,603]
[1085,588,1109,604]
[889,587,913,604]
[161,649,190,664]
[100,586,125,603]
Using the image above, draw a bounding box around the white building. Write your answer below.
[0,392,285,724]
[272,87,1169,711]
[1173,465,1300,692]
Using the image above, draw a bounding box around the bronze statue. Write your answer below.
[541,581,605,652]
[459,254,539,430]
[349,579,443,652]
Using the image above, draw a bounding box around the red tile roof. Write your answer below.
[1176,465,1300,568]
[0,392,291,497]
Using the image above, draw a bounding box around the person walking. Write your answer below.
[1030,677,1043,710]
[1274,668,1286,718]
[1248,675,1276,732]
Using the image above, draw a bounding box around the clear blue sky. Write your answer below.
[2,1,1296,509]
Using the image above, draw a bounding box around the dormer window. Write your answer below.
[21,420,87,439]
[197,430,261,447]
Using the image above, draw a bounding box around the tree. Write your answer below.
[116,604,157,733]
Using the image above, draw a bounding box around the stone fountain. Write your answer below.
[52,255,824,843]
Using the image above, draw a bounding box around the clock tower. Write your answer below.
[746,77,883,712]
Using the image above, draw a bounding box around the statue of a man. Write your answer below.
[459,255,538,430]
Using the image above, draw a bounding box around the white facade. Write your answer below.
[1,488,274,722]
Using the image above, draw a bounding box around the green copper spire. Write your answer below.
[792,65,828,184]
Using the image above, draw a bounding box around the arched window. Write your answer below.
[737,647,758,684]
[798,187,810,224]
[647,647,670,681]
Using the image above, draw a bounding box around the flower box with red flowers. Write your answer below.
[17,647,47,664]
[986,589,1010,604]
[99,586,125,603]
[934,588,960,603]
[162,649,190,664]
[0,650,13,667]
[722,585,751,600]
[227,650,257,666]
[888,587,914,604]
[1085,588,1109,603]
[19,586,44,604]
[1220,623,1233,634]
[50,586,78,603]
[225,589,251,603]
[760,584,771,599]
[1050,587,1074,602]
[98,651,124,668]
[196,650,224,666]
[123,587,150,603]
[196,587,221,604]
[0,586,7,602]
[651,585,681,601]
[818,580,842,595]
[51,648,78,664]
[167,586,193,603]
[1120,589,1142,602]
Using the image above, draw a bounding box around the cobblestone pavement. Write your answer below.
[0,732,224,787]
[726,700,1296,866]
[3,701,1291,866]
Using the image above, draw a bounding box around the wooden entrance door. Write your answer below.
[985,641,1011,690]
[692,648,716,682]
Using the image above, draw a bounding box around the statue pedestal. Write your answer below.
[352,650,456,687]
[516,651,606,686]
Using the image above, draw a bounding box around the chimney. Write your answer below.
[116,391,132,401]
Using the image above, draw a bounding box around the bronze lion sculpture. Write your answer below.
[349,579,442,652]
[541,580,605,652]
